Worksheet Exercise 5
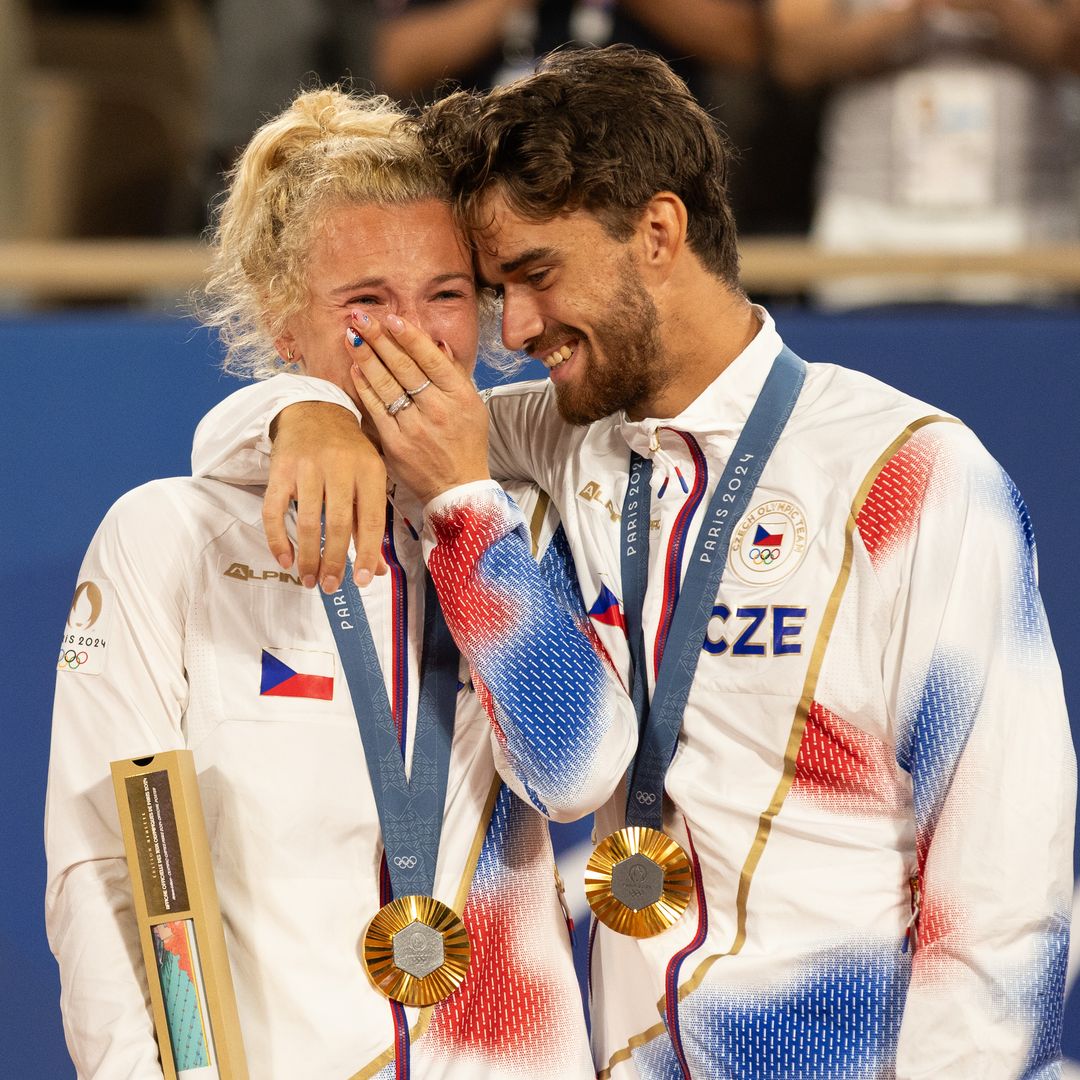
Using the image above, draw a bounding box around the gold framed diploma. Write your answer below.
[111,750,248,1079]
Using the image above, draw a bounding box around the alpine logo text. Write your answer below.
[224,562,303,586]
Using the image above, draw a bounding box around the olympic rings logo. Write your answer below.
[393,855,418,869]
[634,791,657,805]
[749,547,781,564]
[58,649,89,671]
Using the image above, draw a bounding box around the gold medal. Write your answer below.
[585,826,694,938]
[363,895,471,1006]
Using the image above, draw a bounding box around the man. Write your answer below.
[193,47,1074,1078]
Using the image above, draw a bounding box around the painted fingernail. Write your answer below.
[385,313,405,333]
[355,567,373,587]
[321,575,340,595]
[346,327,364,348]
[302,574,317,589]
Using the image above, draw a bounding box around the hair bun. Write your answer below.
[250,87,401,179]
[288,88,400,143]
[215,86,405,269]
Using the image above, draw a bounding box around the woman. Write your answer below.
[46,88,633,1079]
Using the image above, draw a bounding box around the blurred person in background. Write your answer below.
[46,85,635,1079]
[203,0,378,209]
[771,0,1080,306]
[372,0,759,101]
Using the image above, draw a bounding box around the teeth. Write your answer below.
[543,344,574,369]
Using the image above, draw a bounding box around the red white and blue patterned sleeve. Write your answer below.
[424,480,637,822]
[860,421,1075,1076]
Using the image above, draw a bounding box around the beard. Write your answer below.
[550,261,667,427]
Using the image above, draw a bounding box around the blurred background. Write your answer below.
[2,0,1080,1073]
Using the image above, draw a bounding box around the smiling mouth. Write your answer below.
[542,342,575,369]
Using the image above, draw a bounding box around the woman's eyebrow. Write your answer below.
[331,271,474,296]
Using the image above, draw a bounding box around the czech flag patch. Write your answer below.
[259,648,334,700]
[588,582,627,632]
[753,524,784,548]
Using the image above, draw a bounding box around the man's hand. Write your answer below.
[345,312,491,505]
[265,402,388,592]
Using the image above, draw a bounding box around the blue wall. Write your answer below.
[3,306,1078,1073]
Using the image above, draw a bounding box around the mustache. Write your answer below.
[526,324,582,356]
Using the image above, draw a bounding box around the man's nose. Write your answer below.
[500,288,544,354]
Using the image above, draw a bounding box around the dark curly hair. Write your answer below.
[411,45,741,287]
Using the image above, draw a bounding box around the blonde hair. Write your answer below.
[200,87,449,379]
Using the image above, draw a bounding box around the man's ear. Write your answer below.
[636,192,687,283]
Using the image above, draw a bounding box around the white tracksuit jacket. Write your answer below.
[46,472,635,1080]
[188,308,1074,1079]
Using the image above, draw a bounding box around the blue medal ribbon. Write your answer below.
[321,530,458,900]
[621,347,806,830]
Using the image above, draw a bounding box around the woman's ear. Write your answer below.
[274,331,300,365]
